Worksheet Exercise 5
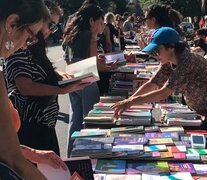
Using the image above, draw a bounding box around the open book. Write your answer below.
[58,56,99,86]
[104,52,126,64]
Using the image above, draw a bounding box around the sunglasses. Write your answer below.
[26,27,38,46]
[48,22,58,33]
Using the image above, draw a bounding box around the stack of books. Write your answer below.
[156,103,202,127]
[84,97,153,126]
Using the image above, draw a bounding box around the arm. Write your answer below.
[112,82,173,117]
[21,145,67,170]
[0,73,46,179]
[103,26,112,53]
[15,76,90,96]
[130,80,159,98]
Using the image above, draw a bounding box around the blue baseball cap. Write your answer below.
[142,27,180,52]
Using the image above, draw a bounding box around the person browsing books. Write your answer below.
[4,2,90,158]
[0,0,52,179]
[111,27,207,128]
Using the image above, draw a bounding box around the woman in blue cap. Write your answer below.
[112,27,207,128]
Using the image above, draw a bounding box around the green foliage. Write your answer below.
[159,0,202,17]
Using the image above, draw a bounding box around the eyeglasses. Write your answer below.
[26,27,38,46]
[48,22,58,33]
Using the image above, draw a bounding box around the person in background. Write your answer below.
[104,12,118,52]
[0,0,51,179]
[192,28,207,55]
[64,4,117,157]
[4,1,90,157]
[112,27,207,129]
[116,17,125,51]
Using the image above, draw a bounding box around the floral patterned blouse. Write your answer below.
[150,49,207,116]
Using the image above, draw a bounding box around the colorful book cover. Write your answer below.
[144,145,167,152]
[74,137,114,146]
[186,154,200,160]
[173,152,186,159]
[126,162,169,174]
[93,173,106,180]
[112,145,143,152]
[141,172,193,180]
[144,126,159,132]
[152,151,161,157]
[149,138,173,145]
[111,126,144,133]
[187,148,207,155]
[159,126,184,133]
[160,151,173,158]
[193,164,207,175]
[145,132,179,140]
[95,160,126,174]
[114,137,147,145]
[105,174,141,180]
[200,155,207,162]
[167,145,186,153]
[71,131,108,139]
[174,141,191,148]
[169,163,195,173]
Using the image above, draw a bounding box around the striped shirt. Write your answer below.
[4,49,59,128]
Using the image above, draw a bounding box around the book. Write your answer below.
[95,159,126,174]
[173,152,186,159]
[174,141,191,148]
[65,156,94,180]
[159,151,173,158]
[141,172,193,180]
[187,148,207,155]
[73,144,112,151]
[38,156,93,180]
[144,145,167,152]
[159,126,184,133]
[186,154,200,160]
[73,137,114,146]
[126,162,169,174]
[200,155,207,162]
[71,129,109,139]
[105,174,141,180]
[114,137,147,145]
[169,163,195,173]
[111,126,144,133]
[105,52,126,64]
[167,118,201,126]
[149,138,173,145]
[167,145,186,153]
[112,145,143,152]
[144,126,159,132]
[193,164,207,175]
[58,56,99,86]
[145,132,179,141]
[100,96,125,103]
[94,174,106,180]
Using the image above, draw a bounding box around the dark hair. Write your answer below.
[0,0,50,28]
[196,28,207,36]
[44,0,63,17]
[167,8,182,26]
[163,42,186,54]
[65,4,103,44]
[82,0,99,6]
[28,32,58,82]
[146,4,173,27]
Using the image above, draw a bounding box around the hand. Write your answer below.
[111,98,133,118]
[32,150,67,171]
[57,71,74,80]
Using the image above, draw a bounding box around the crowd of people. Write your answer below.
[1,0,207,179]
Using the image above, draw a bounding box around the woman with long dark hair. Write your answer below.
[0,0,52,178]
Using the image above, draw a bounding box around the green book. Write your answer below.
[187,148,207,155]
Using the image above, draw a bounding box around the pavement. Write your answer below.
[47,43,70,158]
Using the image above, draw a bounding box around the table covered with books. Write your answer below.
[69,95,207,180]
